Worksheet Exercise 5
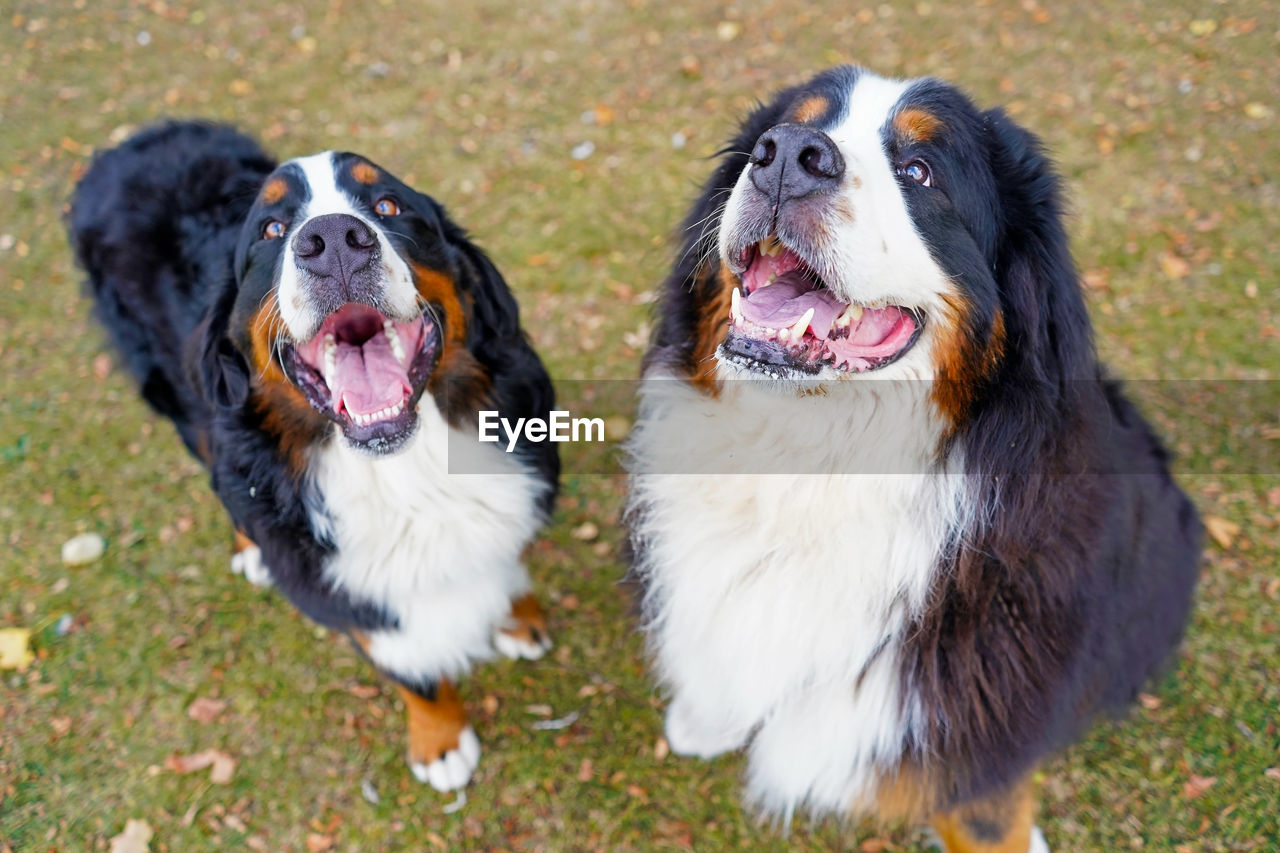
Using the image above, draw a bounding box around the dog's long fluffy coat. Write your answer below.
[628,67,1200,848]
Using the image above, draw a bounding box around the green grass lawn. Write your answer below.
[2,0,1277,849]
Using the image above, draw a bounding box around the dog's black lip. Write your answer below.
[719,308,925,377]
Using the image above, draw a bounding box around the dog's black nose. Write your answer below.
[293,213,378,285]
[749,124,845,204]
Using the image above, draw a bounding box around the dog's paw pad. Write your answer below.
[230,546,273,587]
[494,624,552,661]
[409,726,481,792]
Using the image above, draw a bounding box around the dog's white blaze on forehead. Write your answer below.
[275,151,419,342]
[292,151,364,221]
[819,72,952,315]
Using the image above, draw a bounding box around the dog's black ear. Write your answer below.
[187,287,250,411]
[983,108,1094,385]
[455,237,521,342]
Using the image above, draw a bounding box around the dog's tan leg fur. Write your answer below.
[398,681,468,767]
[929,776,1038,853]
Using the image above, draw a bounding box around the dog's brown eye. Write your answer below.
[902,160,932,187]
[263,220,286,240]
[374,198,400,216]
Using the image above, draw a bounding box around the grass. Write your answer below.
[2,0,1277,850]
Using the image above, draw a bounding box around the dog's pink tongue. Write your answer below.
[332,334,410,416]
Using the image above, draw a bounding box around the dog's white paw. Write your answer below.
[409,726,481,792]
[664,699,750,759]
[230,545,273,587]
[493,625,552,661]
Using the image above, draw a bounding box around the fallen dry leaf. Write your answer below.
[108,819,153,853]
[571,521,599,541]
[347,684,380,699]
[577,758,594,782]
[1264,767,1280,782]
[1204,516,1240,549]
[186,697,227,723]
[166,748,236,784]
[653,736,670,761]
[860,839,891,853]
[1138,692,1161,710]
[305,834,333,853]
[0,628,34,671]
[1182,773,1217,799]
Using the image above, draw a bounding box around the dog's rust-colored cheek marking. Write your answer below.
[260,177,288,205]
[410,263,467,345]
[500,594,549,647]
[929,776,1038,853]
[351,161,380,185]
[686,264,735,394]
[894,107,944,144]
[253,384,328,476]
[411,262,494,418]
[247,293,329,474]
[398,681,468,766]
[930,293,1006,428]
[792,95,830,124]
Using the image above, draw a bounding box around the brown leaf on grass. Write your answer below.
[186,697,227,723]
[653,736,670,761]
[1267,487,1280,509]
[1204,516,1240,549]
[1137,692,1162,710]
[347,684,380,699]
[305,834,333,852]
[93,353,112,380]
[1264,767,1280,782]
[860,839,892,853]
[166,748,236,784]
[577,758,593,781]
[1159,253,1191,280]
[1182,773,1217,799]
[108,819,153,853]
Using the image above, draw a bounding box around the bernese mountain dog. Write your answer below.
[69,121,559,793]
[627,66,1202,851]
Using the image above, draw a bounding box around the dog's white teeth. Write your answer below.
[836,304,863,329]
[758,235,783,257]
[791,308,814,341]
[762,272,777,288]
[729,287,741,321]
[778,328,790,344]
[384,320,406,363]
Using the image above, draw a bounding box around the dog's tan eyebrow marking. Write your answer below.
[894,107,944,143]
[792,95,830,124]
[260,177,288,204]
[351,161,380,185]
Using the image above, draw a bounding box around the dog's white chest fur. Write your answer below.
[629,378,968,817]
[305,402,546,683]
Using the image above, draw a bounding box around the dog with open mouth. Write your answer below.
[627,67,1201,851]
[70,121,559,793]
